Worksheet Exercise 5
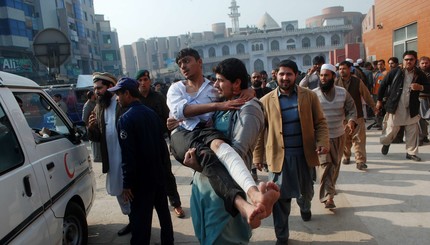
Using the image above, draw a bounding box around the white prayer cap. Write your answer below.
[345,58,354,63]
[353,62,359,67]
[357,58,363,64]
[321,64,337,73]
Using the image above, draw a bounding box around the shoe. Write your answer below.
[356,162,368,170]
[342,158,350,165]
[381,145,390,155]
[174,206,185,218]
[300,211,312,222]
[406,153,421,161]
[117,223,131,236]
[263,164,269,172]
[325,199,336,209]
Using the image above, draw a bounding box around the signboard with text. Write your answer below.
[0,58,33,73]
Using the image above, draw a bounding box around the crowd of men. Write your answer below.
[84,48,429,245]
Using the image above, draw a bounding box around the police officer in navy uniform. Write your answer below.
[108,77,174,245]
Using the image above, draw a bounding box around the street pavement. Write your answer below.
[87,124,430,244]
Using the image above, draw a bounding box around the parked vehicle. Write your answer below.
[0,71,96,245]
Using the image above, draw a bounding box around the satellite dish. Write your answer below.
[33,28,71,69]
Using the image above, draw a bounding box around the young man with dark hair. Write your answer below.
[184,58,275,244]
[167,48,279,229]
[299,55,325,89]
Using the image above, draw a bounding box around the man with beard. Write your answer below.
[377,51,430,161]
[135,69,185,218]
[313,64,357,209]
[251,71,272,99]
[299,55,325,90]
[253,59,329,245]
[266,69,278,89]
[335,61,376,170]
[87,72,131,236]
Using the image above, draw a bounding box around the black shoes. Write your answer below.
[300,211,312,222]
[406,153,421,161]
[117,223,131,236]
[381,145,390,155]
[342,158,350,165]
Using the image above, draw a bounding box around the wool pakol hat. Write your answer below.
[93,72,117,86]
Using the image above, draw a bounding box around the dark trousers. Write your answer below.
[129,185,174,245]
[171,127,245,216]
[162,141,182,208]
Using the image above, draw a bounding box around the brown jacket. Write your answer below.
[253,86,329,173]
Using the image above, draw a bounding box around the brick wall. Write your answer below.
[362,0,430,62]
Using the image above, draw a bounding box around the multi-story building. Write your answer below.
[121,2,362,81]
[0,0,121,84]
[362,0,430,62]
[95,14,121,76]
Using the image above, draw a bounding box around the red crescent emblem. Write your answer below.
[64,153,75,178]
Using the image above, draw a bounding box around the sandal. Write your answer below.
[325,199,336,209]
[174,207,185,218]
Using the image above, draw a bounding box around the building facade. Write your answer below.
[362,0,430,62]
[121,7,358,81]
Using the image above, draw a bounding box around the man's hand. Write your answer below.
[410,83,424,91]
[217,98,246,111]
[254,163,263,171]
[88,111,97,129]
[316,146,329,155]
[122,188,134,203]
[167,117,181,131]
[345,120,356,135]
[183,148,203,172]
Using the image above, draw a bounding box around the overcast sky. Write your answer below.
[93,0,375,46]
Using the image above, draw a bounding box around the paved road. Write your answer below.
[87,125,430,244]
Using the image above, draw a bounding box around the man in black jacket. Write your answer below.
[376,50,430,161]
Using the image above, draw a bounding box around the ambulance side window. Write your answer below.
[14,92,71,143]
[0,104,24,174]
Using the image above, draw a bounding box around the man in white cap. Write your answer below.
[313,64,357,208]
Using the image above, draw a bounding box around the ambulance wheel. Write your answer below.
[63,202,88,245]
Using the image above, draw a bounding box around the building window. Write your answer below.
[236,43,245,54]
[271,57,280,70]
[102,51,117,61]
[331,34,340,46]
[303,55,311,66]
[271,40,279,51]
[285,24,294,31]
[103,35,111,44]
[302,37,310,48]
[260,44,263,50]
[209,47,216,57]
[222,45,230,56]
[316,36,325,47]
[287,39,296,50]
[254,59,264,72]
[393,23,418,60]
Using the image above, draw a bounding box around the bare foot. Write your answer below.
[256,182,280,218]
[235,197,266,229]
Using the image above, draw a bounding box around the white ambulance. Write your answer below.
[0,72,96,245]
